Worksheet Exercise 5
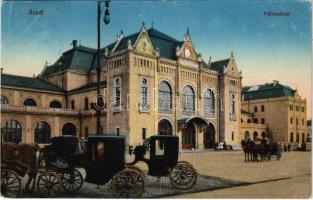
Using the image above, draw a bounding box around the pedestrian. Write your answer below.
[287,143,291,152]
[284,144,287,152]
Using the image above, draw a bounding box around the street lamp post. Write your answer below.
[96,0,110,135]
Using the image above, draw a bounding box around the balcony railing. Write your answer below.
[241,122,267,129]
[0,104,79,115]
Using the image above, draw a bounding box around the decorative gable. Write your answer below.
[225,53,240,77]
[178,29,198,62]
[134,30,155,55]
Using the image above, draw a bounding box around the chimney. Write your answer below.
[273,80,279,86]
[72,40,78,49]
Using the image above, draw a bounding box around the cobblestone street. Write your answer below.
[19,150,311,198]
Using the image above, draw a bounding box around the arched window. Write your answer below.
[296,133,299,143]
[158,81,172,111]
[245,131,250,141]
[261,105,265,112]
[23,98,37,107]
[261,118,265,124]
[140,77,149,111]
[158,119,173,135]
[253,132,258,140]
[253,118,258,123]
[182,85,195,113]
[231,132,234,141]
[62,122,77,136]
[50,101,62,108]
[1,96,9,105]
[1,120,22,143]
[290,117,293,124]
[290,132,294,142]
[241,118,243,123]
[35,121,51,144]
[261,132,266,139]
[247,119,251,123]
[254,106,258,113]
[204,89,215,117]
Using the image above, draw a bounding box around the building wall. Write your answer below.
[241,93,307,143]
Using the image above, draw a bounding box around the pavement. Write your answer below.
[16,150,311,198]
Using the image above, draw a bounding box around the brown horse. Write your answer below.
[1,142,40,192]
[241,139,253,162]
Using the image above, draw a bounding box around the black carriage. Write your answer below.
[41,134,145,198]
[266,142,283,160]
[128,135,197,190]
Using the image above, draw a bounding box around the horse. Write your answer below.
[241,139,253,162]
[1,142,40,193]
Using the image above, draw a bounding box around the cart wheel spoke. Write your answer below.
[112,168,145,198]
[169,161,197,190]
[1,170,21,198]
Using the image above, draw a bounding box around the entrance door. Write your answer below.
[182,123,196,149]
[204,123,215,149]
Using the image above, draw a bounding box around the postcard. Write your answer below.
[1,0,311,198]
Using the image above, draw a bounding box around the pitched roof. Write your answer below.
[40,45,101,78]
[209,58,230,73]
[242,81,295,101]
[1,73,64,92]
[110,27,184,59]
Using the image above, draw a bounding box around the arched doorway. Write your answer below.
[62,122,77,136]
[1,120,22,143]
[253,132,258,141]
[204,123,215,149]
[261,132,266,139]
[35,121,51,144]
[158,119,172,135]
[182,123,196,149]
[245,131,250,141]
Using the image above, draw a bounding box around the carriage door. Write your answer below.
[204,123,215,149]
[182,123,196,149]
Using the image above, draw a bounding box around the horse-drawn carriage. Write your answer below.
[241,139,283,162]
[1,134,197,198]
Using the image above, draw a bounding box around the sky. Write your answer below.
[1,0,312,118]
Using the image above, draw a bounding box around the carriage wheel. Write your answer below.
[36,172,61,197]
[61,169,83,192]
[112,168,145,198]
[125,165,146,177]
[1,169,21,198]
[169,161,197,190]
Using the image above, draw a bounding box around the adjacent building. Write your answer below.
[1,25,243,149]
[241,80,308,146]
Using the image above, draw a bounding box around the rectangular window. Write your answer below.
[142,128,146,140]
[116,128,120,136]
[140,77,149,111]
[230,93,236,120]
[85,127,89,137]
[113,77,121,110]
[84,98,89,110]
[71,100,75,109]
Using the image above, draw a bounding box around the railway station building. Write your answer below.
[1,25,243,149]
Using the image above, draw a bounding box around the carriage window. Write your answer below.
[155,139,165,156]
[92,142,105,160]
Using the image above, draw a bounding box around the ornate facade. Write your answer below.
[1,25,242,149]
